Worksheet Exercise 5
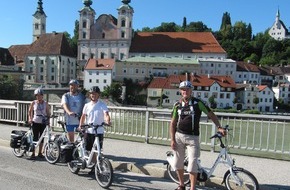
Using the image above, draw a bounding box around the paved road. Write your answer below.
[1,123,290,190]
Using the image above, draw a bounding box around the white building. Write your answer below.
[272,83,290,104]
[83,58,116,91]
[268,9,290,40]
[235,61,260,84]
[78,0,133,81]
[199,58,236,81]
[147,74,236,108]
[257,85,274,112]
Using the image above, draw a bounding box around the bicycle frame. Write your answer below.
[198,145,233,179]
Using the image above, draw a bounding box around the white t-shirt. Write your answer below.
[82,100,109,134]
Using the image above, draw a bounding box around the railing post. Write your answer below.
[16,102,20,127]
[210,123,216,152]
[144,109,149,144]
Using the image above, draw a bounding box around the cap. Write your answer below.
[69,79,79,85]
[34,88,44,95]
[89,86,100,93]
[179,81,192,89]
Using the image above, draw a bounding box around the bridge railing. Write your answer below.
[0,99,289,160]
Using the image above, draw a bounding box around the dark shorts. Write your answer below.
[32,122,46,142]
[85,133,103,151]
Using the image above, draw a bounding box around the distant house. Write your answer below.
[235,61,260,84]
[272,83,290,105]
[268,9,290,40]
[83,58,116,91]
[257,85,274,112]
[147,74,236,108]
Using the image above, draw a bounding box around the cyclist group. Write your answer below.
[29,79,225,190]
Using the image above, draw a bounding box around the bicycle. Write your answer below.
[10,114,60,163]
[165,125,259,190]
[45,113,80,164]
[67,122,113,189]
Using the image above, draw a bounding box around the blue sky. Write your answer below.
[0,0,289,48]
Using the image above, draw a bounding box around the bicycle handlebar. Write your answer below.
[209,125,229,148]
[77,122,111,133]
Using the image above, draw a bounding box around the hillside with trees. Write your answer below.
[136,12,290,67]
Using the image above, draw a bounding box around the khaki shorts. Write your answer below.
[173,132,200,173]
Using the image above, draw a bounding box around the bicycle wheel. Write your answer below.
[225,169,259,190]
[67,148,80,174]
[95,157,113,188]
[12,147,25,157]
[44,142,60,164]
[166,164,190,185]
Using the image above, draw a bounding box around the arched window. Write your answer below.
[121,19,126,27]
[83,21,87,28]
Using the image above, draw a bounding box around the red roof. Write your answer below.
[84,58,115,70]
[149,74,236,89]
[130,32,226,54]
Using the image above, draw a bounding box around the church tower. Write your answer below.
[32,0,47,42]
[117,0,134,40]
[79,0,96,40]
[268,8,290,40]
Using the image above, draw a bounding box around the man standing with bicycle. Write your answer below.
[61,79,86,142]
[170,80,226,190]
[78,86,111,174]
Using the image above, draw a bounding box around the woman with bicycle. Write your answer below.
[78,86,111,174]
[170,81,226,190]
[28,88,50,159]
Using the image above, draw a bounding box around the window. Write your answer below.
[51,68,54,73]
[40,67,44,73]
[90,53,94,59]
[135,69,139,74]
[102,33,105,39]
[101,52,105,59]
[96,79,99,83]
[103,79,107,83]
[104,71,107,75]
[83,21,87,28]
[89,71,92,75]
[51,76,54,80]
[121,31,125,38]
[35,23,39,30]
[82,32,86,39]
[123,68,127,73]
[82,53,86,60]
[89,79,92,83]
[121,19,126,27]
[40,60,44,64]
[153,91,157,96]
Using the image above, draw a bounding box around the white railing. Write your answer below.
[0,99,289,159]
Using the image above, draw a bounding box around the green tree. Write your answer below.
[153,22,180,32]
[208,95,217,109]
[0,75,24,100]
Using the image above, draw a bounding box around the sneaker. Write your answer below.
[88,167,95,175]
[174,185,185,190]
[38,153,44,158]
[29,154,36,160]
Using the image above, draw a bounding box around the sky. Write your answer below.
[0,0,289,49]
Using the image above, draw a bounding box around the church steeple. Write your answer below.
[32,0,47,42]
[117,0,134,40]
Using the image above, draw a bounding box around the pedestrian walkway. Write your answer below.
[1,123,289,190]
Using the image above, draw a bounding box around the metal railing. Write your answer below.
[0,99,289,160]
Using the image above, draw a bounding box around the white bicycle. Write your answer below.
[165,125,259,190]
[67,122,113,189]
[11,115,60,163]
